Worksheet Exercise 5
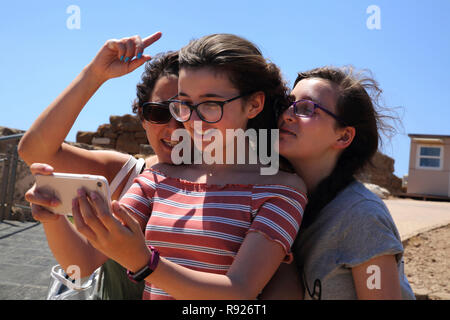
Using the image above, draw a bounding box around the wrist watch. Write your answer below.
[127,246,160,283]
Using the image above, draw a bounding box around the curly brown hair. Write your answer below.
[132,51,179,121]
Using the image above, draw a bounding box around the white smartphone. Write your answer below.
[34,173,111,215]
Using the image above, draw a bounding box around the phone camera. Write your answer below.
[97,182,102,187]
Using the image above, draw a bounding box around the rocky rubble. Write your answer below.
[76,114,154,157]
[356,151,403,195]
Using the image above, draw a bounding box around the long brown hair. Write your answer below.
[293,66,397,228]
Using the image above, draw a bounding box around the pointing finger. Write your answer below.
[142,31,162,49]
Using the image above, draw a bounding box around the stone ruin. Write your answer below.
[76,114,154,157]
[356,152,403,195]
[1,116,403,221]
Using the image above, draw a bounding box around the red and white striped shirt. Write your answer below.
[119,168,307,300]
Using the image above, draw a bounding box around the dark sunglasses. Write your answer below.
[141,95,178,124]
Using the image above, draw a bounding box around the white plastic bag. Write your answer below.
[46,264,102,300]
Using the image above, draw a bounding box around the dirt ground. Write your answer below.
[403,223,450,300]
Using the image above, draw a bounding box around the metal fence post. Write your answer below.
[0,133,26,222]
[0,151,11,222]
[5,145,19,220]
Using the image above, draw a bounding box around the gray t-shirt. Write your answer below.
[293,181,415,300]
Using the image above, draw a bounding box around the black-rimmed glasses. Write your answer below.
[291,99,344,123]
[168,93,250,124]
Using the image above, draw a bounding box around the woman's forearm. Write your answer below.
[144,256,251,300]
[18,66,105,165]
[42,217,107,278]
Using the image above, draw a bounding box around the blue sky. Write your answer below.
[1,0,449,177]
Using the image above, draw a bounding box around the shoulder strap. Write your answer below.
[109,156,139,195]
[118,157,146,199]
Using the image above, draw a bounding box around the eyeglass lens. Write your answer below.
[169,101,222,123]
[294,100,315,117]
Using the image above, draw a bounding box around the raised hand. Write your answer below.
[86,32,162,83]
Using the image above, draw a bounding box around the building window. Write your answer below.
[417,145,443,170]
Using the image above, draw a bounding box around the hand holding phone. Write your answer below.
[34,173,111,215]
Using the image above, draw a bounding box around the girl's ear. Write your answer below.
[334,126,356,149]
[246,91,265,119]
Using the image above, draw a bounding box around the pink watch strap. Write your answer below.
[127,246,160,283]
